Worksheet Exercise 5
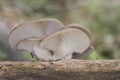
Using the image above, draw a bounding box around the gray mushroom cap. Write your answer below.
[39,28,90,60]
[9,18,64,49]
[17,38,41,52]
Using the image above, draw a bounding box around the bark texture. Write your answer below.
[0,60,120,80]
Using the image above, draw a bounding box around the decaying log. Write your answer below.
[0,60,120,80]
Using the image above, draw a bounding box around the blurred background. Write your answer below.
[0,0,120,61]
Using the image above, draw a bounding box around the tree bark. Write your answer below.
[0,60,120,80]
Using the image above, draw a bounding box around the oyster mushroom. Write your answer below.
[8,18,94,61]
[35,27,91,61]
[9,18,64,49]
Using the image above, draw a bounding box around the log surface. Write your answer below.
[0,60,120,80]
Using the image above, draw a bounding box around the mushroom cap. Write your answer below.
[66,23,91,39]
[9,18,64,49]
[40,28,90,59]
[17,38,41,52]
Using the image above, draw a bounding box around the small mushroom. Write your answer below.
[37,27,91,61]
[9,18,64,49]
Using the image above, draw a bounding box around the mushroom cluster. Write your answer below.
[9,18,94,61]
